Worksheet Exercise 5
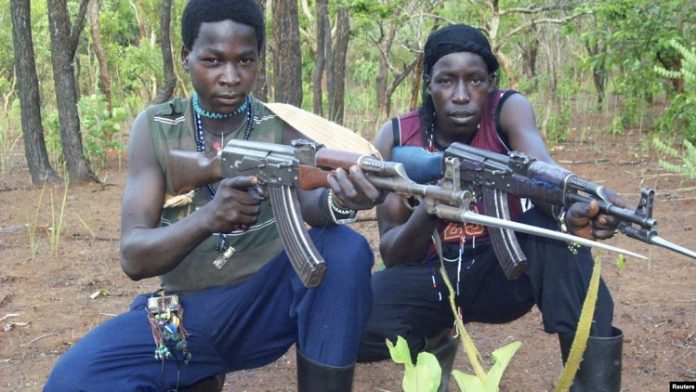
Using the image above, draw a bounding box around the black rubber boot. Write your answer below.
[558,327,623,392]
[428,335,459,392]
[297,350,355,392]
[180,374,225,392]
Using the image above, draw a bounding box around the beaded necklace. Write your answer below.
[192,92,249,119]
[192,95,254,256]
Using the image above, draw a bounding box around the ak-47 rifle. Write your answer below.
[392,142,696,279]
[167,139,646,288]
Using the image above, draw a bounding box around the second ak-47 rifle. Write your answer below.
[392,143,696,279]
[167,139,646,287]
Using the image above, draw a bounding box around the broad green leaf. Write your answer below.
[616,254,625,271]
[483,341,522,391]
[452,370,486,391]
[402,352,441,392]
[387,337,442,392]
[386,336,414,366]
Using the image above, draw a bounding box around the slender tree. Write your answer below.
[312,0,329,115]
[11,0,61,185]
[152,0,176,104]
[328,7,350,124]
[89,0,113,114]
[271,0,302,105]
[253,0,268,101]
[47,0,95,183]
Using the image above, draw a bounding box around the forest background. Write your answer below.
[3,0,696,184]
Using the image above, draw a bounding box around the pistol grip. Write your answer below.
[482,187,527,279]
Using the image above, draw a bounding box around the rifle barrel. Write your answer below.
[649,235,696,259]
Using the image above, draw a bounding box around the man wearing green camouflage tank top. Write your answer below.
[45,1,381,391]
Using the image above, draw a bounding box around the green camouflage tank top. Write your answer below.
[146,96,284,292]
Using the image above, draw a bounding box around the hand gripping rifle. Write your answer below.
[392,143,696,279]
[167,139,645,287]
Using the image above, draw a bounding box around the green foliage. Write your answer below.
[609,115,624,137]
[580,0,695,129]
[27,185,47,259]
[387,336,441,392]
[47,174,70,255]
[452,341,522,392]
[78,94,128,169]
[655,39,696,142]
[546,102,571,144]
[653,137,696,179]
[386,335,522,392]
[42,109,64,166]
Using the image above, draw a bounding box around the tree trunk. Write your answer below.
[409,52,423,112]
[312,0,328,115]
[152,0,176,104]
[11,0,61,185]
[47,0,96,183]
[585,41,607,107]
[271,0,302,105]
[376,20,398,117]
[328,7,349,124]
[657,50,684,93]
[253,0,268,101]
[89,0,113,114]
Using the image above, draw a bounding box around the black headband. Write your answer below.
[423,24,499,76]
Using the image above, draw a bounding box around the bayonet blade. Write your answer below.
[649,235,696,259]
[431,204,647,260]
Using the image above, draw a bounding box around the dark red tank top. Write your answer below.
[393,90,523,247]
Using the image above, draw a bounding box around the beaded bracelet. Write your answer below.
[328,190,357,224]
[557,207,582,255]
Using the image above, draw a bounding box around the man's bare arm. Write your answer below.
[119,112,260,280]
[373,122,438,267]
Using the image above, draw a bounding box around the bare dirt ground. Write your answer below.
[1,127,695,391]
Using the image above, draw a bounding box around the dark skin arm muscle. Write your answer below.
[119,112,261,280]
[373,122,439,267]
[499,93,624,240]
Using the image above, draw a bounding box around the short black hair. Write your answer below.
[181,0,265,51]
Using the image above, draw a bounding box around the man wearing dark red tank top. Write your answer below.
[358,23,625,392]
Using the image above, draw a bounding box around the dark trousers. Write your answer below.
[44,225,374,391]
[358,208,614,362]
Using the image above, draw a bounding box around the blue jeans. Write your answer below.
[44,225,374,391]
[358,208,614,361]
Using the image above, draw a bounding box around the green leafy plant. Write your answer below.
[27,184,47,259]
[546,101,571,145]
[78,94,128,170]
[47,175,70,255]
[387,233,523,392]
[452,341,522,392]
[387,336,442,392]
[652,137,696,179]
[654,39,696,142]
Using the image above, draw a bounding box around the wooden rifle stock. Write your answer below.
[167,150,223,195]
[167,147,367,195]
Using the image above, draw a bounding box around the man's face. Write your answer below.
[426,52,494,141]
[182,20,258,113]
